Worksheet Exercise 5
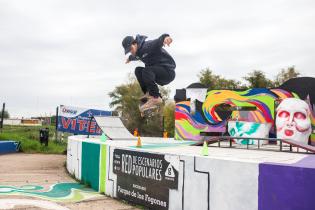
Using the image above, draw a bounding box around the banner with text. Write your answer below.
[57,105,111,135]
[113,149,179,210]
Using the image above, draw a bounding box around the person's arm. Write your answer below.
[129,54,138,61]
[154,33,171,48]
[125,54,139,64]
[142,34,172,53]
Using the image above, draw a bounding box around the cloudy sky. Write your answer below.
[1,0,314,117]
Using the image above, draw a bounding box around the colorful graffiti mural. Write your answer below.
[175,101,225,140]
[0,182,101,202]
[175,88,296,141]
[175,77,315,143]
[203,89,296,124]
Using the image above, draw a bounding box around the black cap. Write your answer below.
[122,36,135,54]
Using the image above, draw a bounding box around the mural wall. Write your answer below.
[175,88,297,141]
[175,101,225,141]
[175,77,315,144]
[67,136,315,210]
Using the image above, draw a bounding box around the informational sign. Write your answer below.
[113,149,179,210]
[57,105,111,135]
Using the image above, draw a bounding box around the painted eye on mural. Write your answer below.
[278,111,290,118]
[294,112,306,120]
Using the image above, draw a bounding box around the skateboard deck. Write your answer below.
[139,97,162,118]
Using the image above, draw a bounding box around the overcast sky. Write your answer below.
[1,0,314,117]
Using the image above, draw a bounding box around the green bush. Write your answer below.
[0,125,67,154]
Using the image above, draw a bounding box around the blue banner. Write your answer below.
[57,105,111,135]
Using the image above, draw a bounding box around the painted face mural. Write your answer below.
[276,98,312,144]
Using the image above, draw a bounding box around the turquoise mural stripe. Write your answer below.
[81,142,100,191]
[0,182,100,202]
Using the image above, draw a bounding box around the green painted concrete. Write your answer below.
[81,142,100,191]
[99,144,107,193]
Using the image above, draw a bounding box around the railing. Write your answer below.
[195,133,315,154]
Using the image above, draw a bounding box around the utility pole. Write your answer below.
[0,103,5,132]
[55,106,59,141]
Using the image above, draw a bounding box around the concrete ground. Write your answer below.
[0,153,139,210]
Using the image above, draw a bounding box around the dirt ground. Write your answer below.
[0,153,139,210]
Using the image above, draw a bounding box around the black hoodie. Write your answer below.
[129,34,176,71]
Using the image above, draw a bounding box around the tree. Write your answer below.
[198,68,244,89]
[109,74,171,136]
[243,70,274,88]
[1,110,9,119]
[274,66,300,86]
[163,101,175,137]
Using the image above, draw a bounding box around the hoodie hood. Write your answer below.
[135,35,147,49]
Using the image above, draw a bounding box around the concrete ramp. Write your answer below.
[0,141,20,154]
[94,116,136,140]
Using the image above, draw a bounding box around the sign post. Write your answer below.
[55,106,59,141]
[0,103,5,133]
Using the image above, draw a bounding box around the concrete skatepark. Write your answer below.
[67,114,315,210]
[1,78,314,209]
[66,78,315,210]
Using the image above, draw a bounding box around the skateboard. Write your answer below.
[139,97,162,118]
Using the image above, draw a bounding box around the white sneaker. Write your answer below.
[139,92,149,101]
[140,96,162,112]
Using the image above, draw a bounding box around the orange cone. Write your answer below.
[136,136,142,147]
[163,131,168,139]
[133,128,138,137]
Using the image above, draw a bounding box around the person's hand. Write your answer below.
[125,58,130,64]
[163,36,172,47]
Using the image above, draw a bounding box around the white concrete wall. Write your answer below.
[67,137,82,179]
[3,119,21,126]
[102,147,259,210]
[67,136,260,210]
[106,146,118,197]
[194,157,258,210]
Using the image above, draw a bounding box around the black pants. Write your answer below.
[135,66,175,97]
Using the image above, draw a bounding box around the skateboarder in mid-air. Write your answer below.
[122,34,176,113]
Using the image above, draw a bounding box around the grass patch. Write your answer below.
[0,125,67,154]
